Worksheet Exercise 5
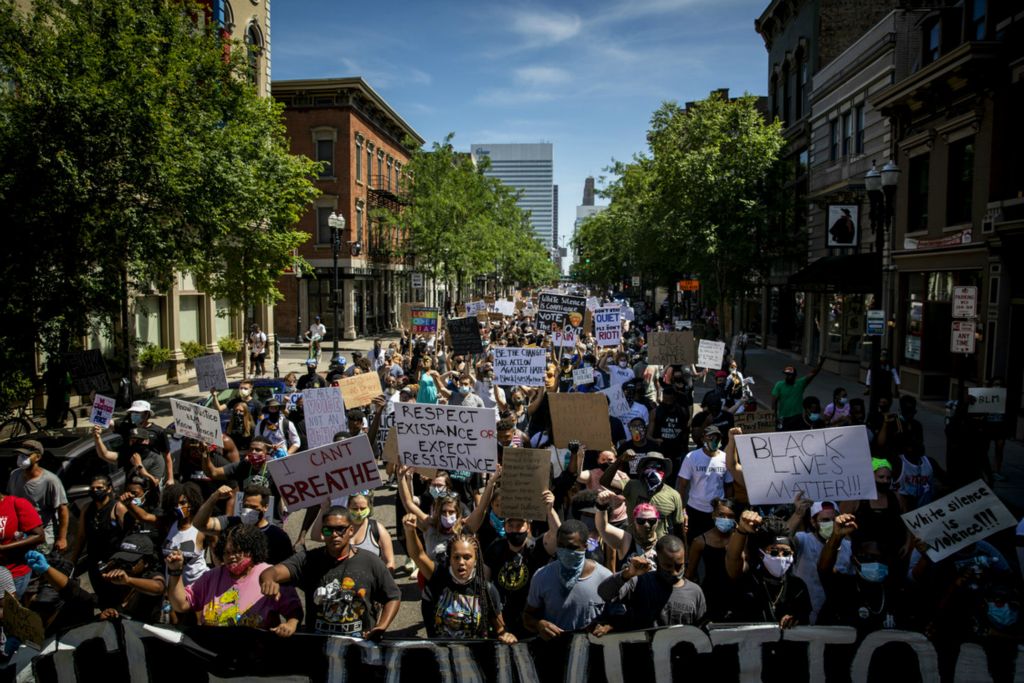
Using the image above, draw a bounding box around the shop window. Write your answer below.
[946,137,974,225]
[215,298,232,340]
[908,154,930,231]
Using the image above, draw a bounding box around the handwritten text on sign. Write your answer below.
[492,347,547,386]
[967,387,1006,414]
[697,339,726,370]
[647,331,695,366]
[500,448,552,521]
[900,480,1016,561]
[573,366,594,386]
[303,387,346,450]
[338,371,382,407]
[734,425,876,505]
[89,394,116,428]
[395,403,497,473]
[267,433,380,511]
[170,399,222,447]
[594,305,621,347]
[194,353,228,392]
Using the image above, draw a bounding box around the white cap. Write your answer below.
[810,500,838,518]
[128,400,152,413]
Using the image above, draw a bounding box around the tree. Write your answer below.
[0,0,319,401]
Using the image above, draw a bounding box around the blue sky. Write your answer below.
[271,0,768,258]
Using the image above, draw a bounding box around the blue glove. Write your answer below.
[25,550,49,574]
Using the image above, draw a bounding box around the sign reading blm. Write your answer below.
[395,403,497,473]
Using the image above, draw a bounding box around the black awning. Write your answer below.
[788,252,881,293]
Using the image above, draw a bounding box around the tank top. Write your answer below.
[351,519,382,557]
[696,533,732,618]
[418,372,438,404]
[164,523,209,585]
[894,455,934,502]
[84,500,120,565]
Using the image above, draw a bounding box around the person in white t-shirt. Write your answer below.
[677,426,733,540]
[305,316,327,361]
[789,498,853,624]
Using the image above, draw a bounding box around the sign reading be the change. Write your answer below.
[492,347,547,386]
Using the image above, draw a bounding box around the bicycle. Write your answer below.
[0,400,78,442]
[306,334,323,363]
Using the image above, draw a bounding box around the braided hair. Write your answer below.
[442,532,498,638]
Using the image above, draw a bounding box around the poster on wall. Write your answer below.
[826,205,859,247]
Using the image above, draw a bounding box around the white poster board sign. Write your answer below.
[492,347,547,387]
[395,403,498,473]
[697,340,726,370]
[89,394,116,428]
[601,384,631,421]
[266,433,381,512]
[586,296,600,312]
[194,353,229,392]
[573,366,595,387]
[494,300,516,317]
[302,387,347,450]
[734,425,877,505]
[608,365,634,387]
[553,330,577,348]
[622,307,635,322]
[901,480,1016,561]
[170,398,222,447]
[968,387,1007,414]
[594,306,621,348]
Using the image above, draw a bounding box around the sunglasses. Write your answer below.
[634,518,658,526]
[322,525,352,537]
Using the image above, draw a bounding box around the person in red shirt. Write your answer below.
[0,492,45,597]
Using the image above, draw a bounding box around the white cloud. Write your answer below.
[514,66,572,86]
[509,9,582,45]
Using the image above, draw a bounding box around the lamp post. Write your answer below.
[328,211,346,355]
[293,248,302,343]
[865,160,900,354]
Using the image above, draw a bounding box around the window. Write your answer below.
[135,296,163,347]
[795,58,807,119]
[377,150,384,185]
[355,202,364,246]
[395,162,402,192]
[366,144,374,187]
[797,149,809,178]
[781,63,791,125]
[771,74,780,121]
[947,137,975,225]
[854,105,865,154]
[924,20,941,65]
[316,206,334,244]
[355,136,363,182]
[179,295,202,344]
[245,22,263,88]
[316,138,334,178]
[841,112,852,157]
[908,154,930,231]
[386,157,393,190]
[970,0,987,40]
[829,120,839,161]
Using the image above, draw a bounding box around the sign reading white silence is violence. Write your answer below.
[733,425,876,505]
[492,346,547,386]
[395,403,497,473]
[266,433,381,511]
[901,480,1016,561]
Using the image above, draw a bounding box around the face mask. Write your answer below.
[174,506,187,521]
[90,489,109,501]
[760,550,794,578]
[458,385,472,395]
[226,557,254,578]
[506,531,528,547]
[857,562,888,583]
[267,412,280,423]
[785,376,795,385]
[449,565,477,586]
[875,479,889,491]
[556,548,586,588]
[349,508,371,522]
[631,430,643,443]
[838,397,848,406]
[657,568,685,584]
[429,486,448,499]
[440,512,457,530]
[817,521,834,540]
[808,412,821,422]
[714,518,736,534]
[644,468,664,492]
[130,412,143,425]
[246,450,267,467]
[987,602,1019,627]
[17,454,33,470]
[385,387,397,396]
[489,510,506,538]
[706,439,721,452]
[131,496,145,507]
[239,508,261,526]
[239,388,252,398]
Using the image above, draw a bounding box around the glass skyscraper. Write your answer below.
[470,143,554,249]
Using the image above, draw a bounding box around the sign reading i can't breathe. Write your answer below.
[733,425,877,505]
[395,403,497,473]
[266,433,381,511]
[901,480,1016,561]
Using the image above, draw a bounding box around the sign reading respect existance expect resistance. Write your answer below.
[734,425,876,505]
[395,403,497,473]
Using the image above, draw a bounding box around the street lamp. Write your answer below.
[328,211,346,354]
[865,159,899,354]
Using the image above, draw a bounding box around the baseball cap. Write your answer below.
[128,400,152,413]
[783,366,796,375]
[15,439,44,457]
[109,534,155,564]
[703,425,722,438]
[810,500,838,518]
[305,358,318,367]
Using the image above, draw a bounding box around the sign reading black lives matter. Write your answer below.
[395,403,497,473]
[901,480,1016,561]
[446,316,483,355]
[536,290,587,336]
[734,425,876,505]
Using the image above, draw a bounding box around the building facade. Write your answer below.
[272,78,424,342]
[470,143,555,249]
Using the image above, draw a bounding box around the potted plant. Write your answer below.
[218,337,242,368]
[137,344,173,388]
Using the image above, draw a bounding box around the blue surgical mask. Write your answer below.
[130,412,143,425]
[838,397,848,407]
[556,548,586,589]
[857,561,889,583]
[458,385,472,395]
[809,412,822,422]
[714,518,736,534]
[987,602,1018,627]
[489,510,506,538]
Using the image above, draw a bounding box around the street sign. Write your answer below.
[866,310,885,336]
[677,279,700,292]
[631,276,641,287]
[952,286,977,319]
[411,272,424,288]
[950,320,975,354]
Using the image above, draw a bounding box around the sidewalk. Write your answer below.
[738,346,1024,515]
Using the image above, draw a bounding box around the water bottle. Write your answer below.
[159,599,172,625]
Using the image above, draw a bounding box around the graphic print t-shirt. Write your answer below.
[484,537,551,635]
[281,547,401,635]
[423,569,503,639]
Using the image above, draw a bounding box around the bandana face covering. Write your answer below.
[556,548,586,590]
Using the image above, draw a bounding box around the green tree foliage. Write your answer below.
[376,134,558,297]
[0,0,318,386]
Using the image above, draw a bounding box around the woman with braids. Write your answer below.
[124,482,209,585]
[402,515,515,642]
[166,523,302,635]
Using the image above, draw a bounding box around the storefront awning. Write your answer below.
[788,253,881,293]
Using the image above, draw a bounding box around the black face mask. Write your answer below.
[90,489,109,501]
[506,531,528,547]
[267,412,280,423]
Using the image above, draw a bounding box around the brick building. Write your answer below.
[271,78,424,342]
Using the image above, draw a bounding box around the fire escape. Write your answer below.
[366,173,407,332]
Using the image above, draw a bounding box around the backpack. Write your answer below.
[259,416,297,449]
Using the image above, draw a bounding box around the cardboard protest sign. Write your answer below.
[608,365,634,387]
[63,349,112,395]
[302,386,346,450]
[553,330,577,348]
[537,291,587,336]
[594,305,621,347]
[968,387,1007,414]
[465,300,487,316]
[395,403,497,473]
[2,592,45,646]
[410,307,439,335]
[734,425,876,505]
[194,353,229,392]
[492,347,547,386]
[646,331,695,366]
[488,312,504,323]
[573,366,594,387]
[696,340,726,370]
[495,300,516,317]
[89,394,116,428]
[547,393,614,450]
[733,411,777,434]
[500,448,551,521]
[601,384,631,421]
[901,480,1016,561]
[170,399,221,447]
[447,317,483,356]
[400,302,426,331]
[338,372,382,408]
[267,433,381,511]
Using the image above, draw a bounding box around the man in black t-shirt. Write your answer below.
[259,507,401,637]
[690,396,735,450]
[649,386,690,478]
[483,517,554,638]
[192,483,293,565]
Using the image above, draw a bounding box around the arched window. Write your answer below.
[222,1,234,31]
[244,21,263,87]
